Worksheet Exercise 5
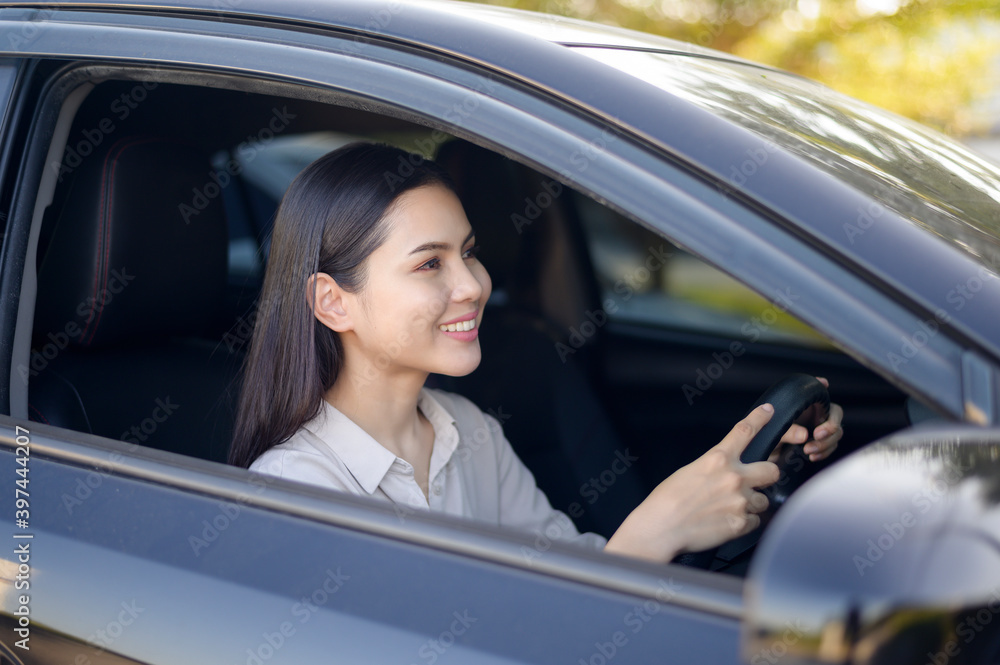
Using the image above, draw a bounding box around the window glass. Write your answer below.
[573,191,830,346]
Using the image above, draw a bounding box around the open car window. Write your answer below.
[572,190,830,347]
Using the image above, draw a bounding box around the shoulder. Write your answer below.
[248,427,360,492]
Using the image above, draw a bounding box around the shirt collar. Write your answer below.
[302,388,460,495]
[419,388,460,479]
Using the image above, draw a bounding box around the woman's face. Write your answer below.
[343,184,491,381]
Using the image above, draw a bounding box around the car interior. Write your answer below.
[22,73,914,558]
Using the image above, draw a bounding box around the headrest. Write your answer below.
[35,137,228,348]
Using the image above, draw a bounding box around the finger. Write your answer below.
[743,460,780,488]
[806,437,839,461]
[717,403,774,457]
[811,404,844,446]
[728,511,761,537]
[747,490,770,514]
[815,376,829,388]
[813,404,844,437]
[779,424,808,445]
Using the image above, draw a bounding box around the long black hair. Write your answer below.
[229,142,455,468]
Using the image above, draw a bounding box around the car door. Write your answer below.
[0,6,753,663]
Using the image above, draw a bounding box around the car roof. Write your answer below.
[0,0,752,56]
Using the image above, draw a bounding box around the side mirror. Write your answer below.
[743,426,1000,665]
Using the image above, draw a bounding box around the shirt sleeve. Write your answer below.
[487,413,608,551]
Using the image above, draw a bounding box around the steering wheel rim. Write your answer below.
[677,373,830,569]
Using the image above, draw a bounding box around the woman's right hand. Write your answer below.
[604,404,781,564]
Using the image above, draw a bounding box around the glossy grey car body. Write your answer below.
[0,1,998,664]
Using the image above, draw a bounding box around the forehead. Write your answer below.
[380,185,471,248]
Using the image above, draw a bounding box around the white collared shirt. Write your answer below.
[250,387,607,549]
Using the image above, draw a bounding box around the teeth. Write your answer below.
[439,319,476,332]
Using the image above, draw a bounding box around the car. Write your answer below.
[1,0,999,663]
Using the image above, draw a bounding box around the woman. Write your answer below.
[229,142,843,563]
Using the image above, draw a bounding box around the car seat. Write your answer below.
[28,136,241,462]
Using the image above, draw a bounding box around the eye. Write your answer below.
[463,244,481,260]
[417,257,441,271]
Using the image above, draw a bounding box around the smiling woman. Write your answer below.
[227,142,842,564]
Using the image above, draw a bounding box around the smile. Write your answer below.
[439,319,476,332]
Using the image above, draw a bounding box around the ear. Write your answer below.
[307,272,354,332]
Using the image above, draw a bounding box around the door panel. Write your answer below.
[0,423,745,664]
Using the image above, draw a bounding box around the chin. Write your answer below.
[435,349,482,377]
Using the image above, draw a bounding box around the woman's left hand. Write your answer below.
[770,376,843,463]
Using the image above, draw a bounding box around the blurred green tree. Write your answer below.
[473,0,1000,135]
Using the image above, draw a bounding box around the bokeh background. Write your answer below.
[461,0,1000,151]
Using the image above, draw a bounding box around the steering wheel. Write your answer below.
[677,373,830,570]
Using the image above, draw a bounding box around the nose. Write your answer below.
[451,260,486,304]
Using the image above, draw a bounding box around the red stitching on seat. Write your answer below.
[80,137,167,346]
[27,404,50,425]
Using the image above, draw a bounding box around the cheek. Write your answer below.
[405,286,448,336]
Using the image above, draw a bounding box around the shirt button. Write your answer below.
[432,484,442,496]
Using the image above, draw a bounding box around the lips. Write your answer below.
[438,310,477,333]
[438,310,479,339]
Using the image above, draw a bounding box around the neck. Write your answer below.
[325,352,430,460]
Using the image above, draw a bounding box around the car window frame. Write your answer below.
[0,5,988,605]
[4,10,983,422]
[0,8,979,422]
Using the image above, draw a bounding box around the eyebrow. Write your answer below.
[408,229,476,256]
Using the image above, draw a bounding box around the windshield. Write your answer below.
[572,47,1000,272]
